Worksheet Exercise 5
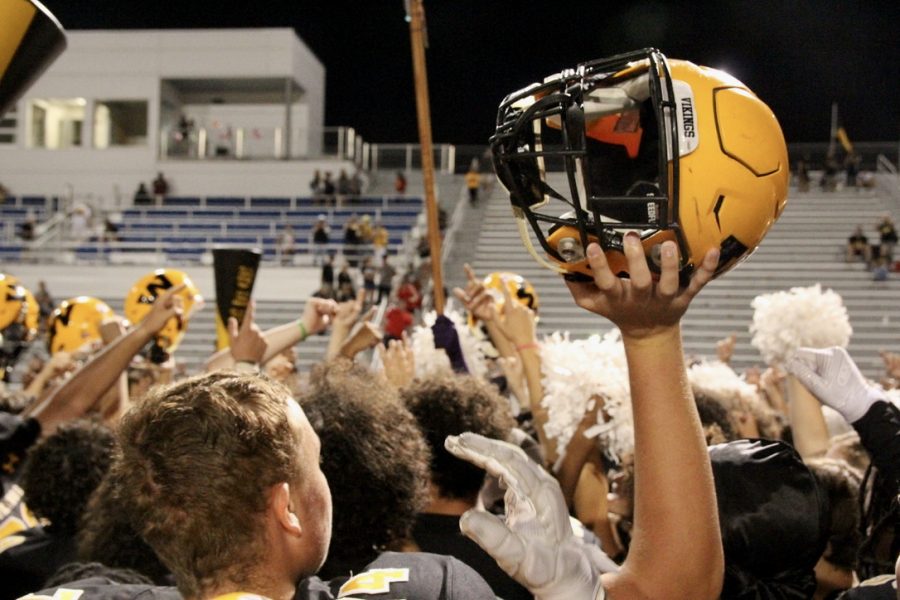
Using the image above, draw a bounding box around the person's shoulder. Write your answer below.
[330,551,494,600]
[21,578,181,600]
[838,575,897,599]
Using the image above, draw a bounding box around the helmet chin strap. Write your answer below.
[515,213,569,274]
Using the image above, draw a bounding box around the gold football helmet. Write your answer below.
[47,296,114,353]
[0,274,27,331]
[124,269,203,353]
[491,48,788,283]
[467,272,539,327]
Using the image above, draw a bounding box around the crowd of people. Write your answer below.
[846,215,898,279]
[1,226,899,600]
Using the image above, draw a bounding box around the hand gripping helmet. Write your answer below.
[48,297,114,353]
[124,269,203,356]
[490,48,789,283]
[467,272,540,327]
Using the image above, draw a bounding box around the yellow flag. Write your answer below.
[836,127,854,154]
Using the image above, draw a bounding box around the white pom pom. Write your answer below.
[539,330,633,459]
[688,360,758,411]
[750,284,852,365]
[409,304,487,380]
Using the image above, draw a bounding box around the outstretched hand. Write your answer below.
[140,283,186,334]
[227,300,267,364]
[453,264,497,323]
[566,236,719,339]
[786,346,883,424]
[446,433,613,600]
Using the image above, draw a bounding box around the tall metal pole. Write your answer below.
[408,0,445,314]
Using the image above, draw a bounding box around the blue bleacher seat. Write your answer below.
[0,244,23,259]
[213,236,258,245]
[250,197,291,208]
[179,223,222,232]
[207,197,246,207]
[145,209,189,219]
[237,209,281,219]
[122,210,143,218]
[163,196,202,206]
[20,196,46,207]
[162,236,207,244]
[130,223,174,231]
[0,208,27,216]
[190,209,235,219]
[227,223,272,233]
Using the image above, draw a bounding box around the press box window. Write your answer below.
[94,100,148,148]
[28,98,85,149]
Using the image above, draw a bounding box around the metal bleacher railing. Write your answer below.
[1,194,424,265]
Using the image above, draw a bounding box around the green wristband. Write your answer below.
[298,321,309,341]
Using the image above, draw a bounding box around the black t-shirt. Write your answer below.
[838,575,897,599]
[0,527,77,600]
[28,552,494,600]
[309,551,496,600]
[412,513,531,600]
[28,577,182,600]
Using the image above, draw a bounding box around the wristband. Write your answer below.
[515,341,539,352]
[234,360,260,374]
[298,320,309,341]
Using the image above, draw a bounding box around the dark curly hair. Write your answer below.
[694,393,738,445]
[401,374,515,500]
[300,360,430,579]
[78,468,171,584]
[807,457,862,571]
[21,420,115,535]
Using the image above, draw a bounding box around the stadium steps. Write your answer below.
[466,179,900,378]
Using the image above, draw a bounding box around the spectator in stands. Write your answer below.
[19,211,36,241]
[397,272,422,313]
[309,170,323,204]
[350,170,363,196]
[376,256,395,304]
[278,224,296,266]
[337,170,351,200]
[846,225,871,264]
[151,172,169,204]
[796,157,811,193]
[69,203,91,241]
[394,171,407,195]
[371,220,389,262]
[311,215,331,266]
[383,303,413,342]
[133,182,152,206]
[465,165,481,205]
[103,217,121,243]
[0,182,9,204]
[336,280,356,303]
[0,420,115,598]
[402,375,530,600]
[845,153,860,188]
[877,214,897,263]
[361,256,377,306]
[320,254,335,287]
[322,171,336,205]
[35,281,54,319]
[342,215,361,267]
[821,156,838,192]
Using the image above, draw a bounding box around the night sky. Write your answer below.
[40,0,900,146]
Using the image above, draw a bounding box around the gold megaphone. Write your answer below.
[0,0,66,117]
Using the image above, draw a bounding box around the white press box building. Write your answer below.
[0,28,362,204]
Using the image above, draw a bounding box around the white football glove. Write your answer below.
[445,433,609,600]
[785,346,884,424]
